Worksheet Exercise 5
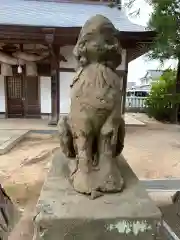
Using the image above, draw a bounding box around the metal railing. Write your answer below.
[125,97,147,112]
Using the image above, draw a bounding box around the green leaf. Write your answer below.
[126,0,180,61]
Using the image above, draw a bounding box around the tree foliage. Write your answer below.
[127,0,180,122]
[145,69,180,121]
[127,0,180,61]
[148,0,180,61]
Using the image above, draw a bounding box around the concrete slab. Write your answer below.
[33,152,161,240]
[141,179,180,191]
[124,113,145,127]
[0,114,145,131]
[0,130,28,155]
[0,119,55,131]
[148,191,175,207]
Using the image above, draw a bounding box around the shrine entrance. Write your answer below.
[6,75,40,118]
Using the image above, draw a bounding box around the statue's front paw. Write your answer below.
[72,169,92,195]
[66,150,76,158]
[100,172,124,193]
[61,145,76,159]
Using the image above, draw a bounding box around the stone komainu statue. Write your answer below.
[58,15,125,198]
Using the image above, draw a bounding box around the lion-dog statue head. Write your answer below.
[73,14,122,69]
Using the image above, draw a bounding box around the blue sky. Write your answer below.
[124,0,177,83]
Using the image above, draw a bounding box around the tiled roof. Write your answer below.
[0,0,148,32]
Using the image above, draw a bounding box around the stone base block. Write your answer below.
[33,151,162,240]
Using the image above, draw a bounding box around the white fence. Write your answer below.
[125,97,147,112]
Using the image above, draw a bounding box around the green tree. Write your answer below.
[145,69,178,121]
[127,0,180,122]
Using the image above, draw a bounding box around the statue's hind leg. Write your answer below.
[95,114,124,193]
[74,130,93,173]
[70,130,95,194]
[115,117,125,157]
[57,116,76,158]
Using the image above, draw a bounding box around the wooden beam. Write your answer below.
[0,39,46,44]
[0,37,77,45]
[0,23,155,46]
[59,67,75,72]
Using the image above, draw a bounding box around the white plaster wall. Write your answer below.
[59,72,74,114]
[0,76,5,112]
[40,76,51,114]
[60,45,77,69]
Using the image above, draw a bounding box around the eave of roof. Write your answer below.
[0,0,151,33]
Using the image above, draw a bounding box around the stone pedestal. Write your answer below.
[33,151,162,240]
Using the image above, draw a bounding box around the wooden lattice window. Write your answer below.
[7,76,22,99]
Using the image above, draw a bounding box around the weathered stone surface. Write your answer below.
[33,151,162,240]
[58,15,125,196]
[0,184,20,240]
[172,191,180,216]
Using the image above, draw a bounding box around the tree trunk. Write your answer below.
[0,184,19,240]
[171,58,180,123]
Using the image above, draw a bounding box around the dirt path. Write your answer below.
[1,133,59,208]
[0,133,59,240]
[8,200,36,240]
[124,114,180,179]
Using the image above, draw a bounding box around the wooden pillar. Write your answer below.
[122,71,128,114]
[122,51,129,115]
[43,28,60,125]
[48,45,60,126]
